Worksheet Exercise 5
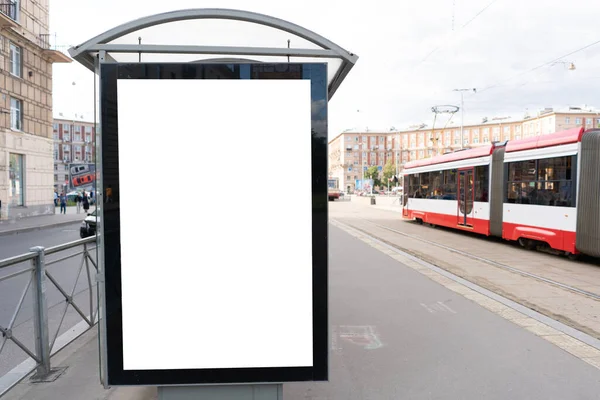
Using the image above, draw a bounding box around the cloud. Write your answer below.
[49,0,600,139]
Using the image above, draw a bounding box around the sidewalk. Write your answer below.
[0,205,94,237]
[3,327,156,400]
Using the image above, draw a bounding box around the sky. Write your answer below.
[49,0,600,139]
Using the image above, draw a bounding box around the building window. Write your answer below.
[85,126,92,134]
[565,117,570,124]
[576,118,582,124]
[10,97,22,130]
[53,143,59,160]
[62,123,70,133]
[53,123,59,132]
[9,153,24,206]
[9,43,21,78]
[587,118,592,126]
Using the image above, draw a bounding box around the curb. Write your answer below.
[0,219,82,237]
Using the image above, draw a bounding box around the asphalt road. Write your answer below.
[0,222,82,259]
[0,223,97,378]
[284,225,600,399]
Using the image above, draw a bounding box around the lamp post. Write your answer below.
[453,88,477,149]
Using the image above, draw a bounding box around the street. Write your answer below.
[0,222,82,260]
[0,222,97,379]
[285,225,600,399]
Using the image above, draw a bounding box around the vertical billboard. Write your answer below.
[99,63,328,386]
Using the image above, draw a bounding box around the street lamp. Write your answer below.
[453,88,477,149]
[551,61,576,70]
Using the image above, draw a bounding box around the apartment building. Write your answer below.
[0,0,70,218]
[329,106,599,193]
[329,130,400,193]
[53,117,95,194]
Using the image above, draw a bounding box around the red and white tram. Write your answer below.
[402,127,600,259]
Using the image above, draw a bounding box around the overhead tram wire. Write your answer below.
[416,0,503,66]
[472,38,600,97]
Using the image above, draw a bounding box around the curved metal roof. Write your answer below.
[68,8,358,99]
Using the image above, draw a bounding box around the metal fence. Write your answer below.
[0,236,98,396]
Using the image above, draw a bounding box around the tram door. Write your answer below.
[402,175,409,217]
[457,168,474,226]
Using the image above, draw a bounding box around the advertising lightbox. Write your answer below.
[99,63,328,386]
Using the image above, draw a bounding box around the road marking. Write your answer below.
[420,302,457,314]
[436,301,458,314]
[331,220,600,370]
[338,325,383,350]
[420,303,435,313]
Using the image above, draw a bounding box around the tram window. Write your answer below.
[409,174,421,198]
[505,156,575,207]
[430,171,443,198]
[441,169,457,200]
[538,156,571,181]
[509,160,536,182]
[420,172,430,196]
[474,166,489,202]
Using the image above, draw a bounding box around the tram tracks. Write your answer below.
[336,217,600,302]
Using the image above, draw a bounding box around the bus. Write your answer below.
[328,177,341,201]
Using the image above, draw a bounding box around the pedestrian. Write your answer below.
[59,192,67,214]
[82,190,90,214]
[76,192,82,214]
[105,185,113,203]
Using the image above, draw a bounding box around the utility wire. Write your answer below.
[419,0,502,64]
[475,38,600,94]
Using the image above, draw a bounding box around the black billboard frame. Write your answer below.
[99,62,329,386]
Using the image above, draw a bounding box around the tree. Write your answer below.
[365,166,384,188]
[382,160,396,185]
[365,165,379,181]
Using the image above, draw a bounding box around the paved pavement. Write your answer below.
[332,200,600,341]
[3,327,156,400]
[0,206,92,237]
[5,224,600,399]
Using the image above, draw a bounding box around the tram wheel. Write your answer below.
[518,238,536,250]
[565,252,580,261]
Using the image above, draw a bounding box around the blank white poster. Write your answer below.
[117,79,314,370]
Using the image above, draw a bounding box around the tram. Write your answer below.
[402,127,600,259]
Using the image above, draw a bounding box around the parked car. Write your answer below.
[80,210,99,238]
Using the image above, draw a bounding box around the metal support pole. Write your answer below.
[30,246,50,378]
[158,384,283,400]
[29,249,67,384]
[460,92,464,150]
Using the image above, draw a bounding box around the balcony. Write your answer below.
[0,2,18,28]
[38,33,71,63]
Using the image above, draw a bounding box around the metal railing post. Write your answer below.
[30,246,51,378]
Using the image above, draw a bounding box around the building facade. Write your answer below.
[52,118,96,194]
[329,106,600,193]
[0,0,70,219]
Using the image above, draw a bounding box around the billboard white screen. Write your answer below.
[116,79,314,370]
